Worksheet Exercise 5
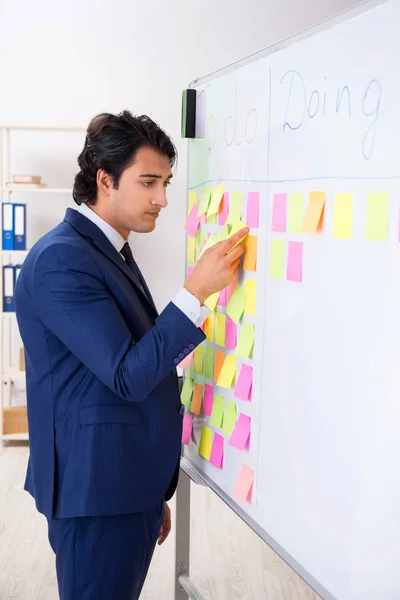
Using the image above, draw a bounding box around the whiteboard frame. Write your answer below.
[182,0,390,598]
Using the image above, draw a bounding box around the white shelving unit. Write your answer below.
[0,124,85,443]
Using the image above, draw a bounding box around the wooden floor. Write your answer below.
[0,443,318,599]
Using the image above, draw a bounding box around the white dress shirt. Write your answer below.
[78,203,210,327]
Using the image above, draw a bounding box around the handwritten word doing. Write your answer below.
[281,69,382,160]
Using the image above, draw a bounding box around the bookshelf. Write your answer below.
[0,124,86,443]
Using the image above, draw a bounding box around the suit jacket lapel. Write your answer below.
[64,209,157,314]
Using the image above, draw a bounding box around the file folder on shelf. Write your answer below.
[13,204,26,250]
[3,265,15,312]
[2,203,14,250]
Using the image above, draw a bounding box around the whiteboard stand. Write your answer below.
[175,467,206,600]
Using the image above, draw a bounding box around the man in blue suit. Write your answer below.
[14,110,247,599]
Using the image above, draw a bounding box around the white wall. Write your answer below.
[0,0,362,310]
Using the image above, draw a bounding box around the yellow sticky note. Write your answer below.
[226,284,246,324]
[227,192,243,225]
[199,425,213,460]
[366,193,389,241]
[188,191,197,215]
[194,346,203,375]
[210,394,224,429]
[207,213,217,225]
[227,219,249,253]
[269,240,285,279]
[204,292,219,312]
[204,314,214,343]
[302,191,325,233]
[197,232,206,254]
[218,223,230,242]
[244,280,256,315]
[334,194,353,239]
[243,235,257,272]
[197,184,211,217]
[235,323,255,359]
[217,354,236,389]
[207,183,224,217]
[215,313,226,347]
[288,193,305,233]
[204,345,214,379]
[187,236,196,263]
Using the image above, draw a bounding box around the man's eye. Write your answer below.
[142,181,153,187]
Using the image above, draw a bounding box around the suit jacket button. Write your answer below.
[174,358,179,365]
[179,405,185,415]
[178,352,185,360]
[188,344,195,350]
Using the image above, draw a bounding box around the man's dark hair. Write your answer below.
[72,110,177,206]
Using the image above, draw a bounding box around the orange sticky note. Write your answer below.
[233,463,254,504]
[243,235,257,272]
[204,314,214,343]
[302,191,325,233]
[214,350,225,383]
[191,384,203,415]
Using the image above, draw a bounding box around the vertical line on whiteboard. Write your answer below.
[255,66,273,504]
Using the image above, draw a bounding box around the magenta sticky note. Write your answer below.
[229,414,251,450]
[218,288,228,307]
[234,364,253,401]
[225,316,237,350]
[218,192,230,226]
[246,192,260,228]
[286,241,303,283]
[204,384,214,416]
[182,413,193,445]
[272,193,287,232]
[210,432,224,468]
[184,204,200,237]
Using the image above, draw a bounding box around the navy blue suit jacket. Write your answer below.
[14,208,205,519]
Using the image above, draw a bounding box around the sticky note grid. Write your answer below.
[182,183,259,504]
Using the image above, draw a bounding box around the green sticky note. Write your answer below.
[210,394,224,428]
[204,345,214,380]
[222,400,237,437]
[226,284,246,324]
[287,193,305,233]
[215,313,226,347]
[366,193,389,241]
[181,377,194,407]
[199,425,213,460]
[194,346,203,375]
[197,184,211,217]
[207,213,217,225]
[207,183,224,217]
[197,231,206,253]
[218,223,230,241]
[227,192,243,225]
[269,240,285,279]
[235,323,255,359]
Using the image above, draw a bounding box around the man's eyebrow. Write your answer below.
[139,173,173,179]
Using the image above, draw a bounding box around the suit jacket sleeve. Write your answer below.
[32,243,205,402]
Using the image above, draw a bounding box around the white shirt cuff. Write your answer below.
[173,287,211,327]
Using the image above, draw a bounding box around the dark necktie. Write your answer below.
[120,242,149,300]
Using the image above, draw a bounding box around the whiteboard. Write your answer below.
[181,1,400,599]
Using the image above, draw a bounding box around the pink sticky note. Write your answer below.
[210,433,224,468]
[233,463,254,503]
[218,193,230,225]
[286,241,303,283]
[246,192,259,228]
[272,193,287,232]
[204,384,214,416]
[182,413,193,445]
[200,214,207,225]
[184,204,201,237]
[178,351,193,370]
[225,316,237,350]
[229,414,251,450]
[218,288,228,307]
[234,364,253,401]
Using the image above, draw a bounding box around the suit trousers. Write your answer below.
[47,500,164,600]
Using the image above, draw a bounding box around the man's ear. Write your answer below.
[96,169,114,197]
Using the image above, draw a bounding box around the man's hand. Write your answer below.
[184,227,249,305]
[158,501,171,545]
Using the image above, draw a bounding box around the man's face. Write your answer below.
[110,146,173,235]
